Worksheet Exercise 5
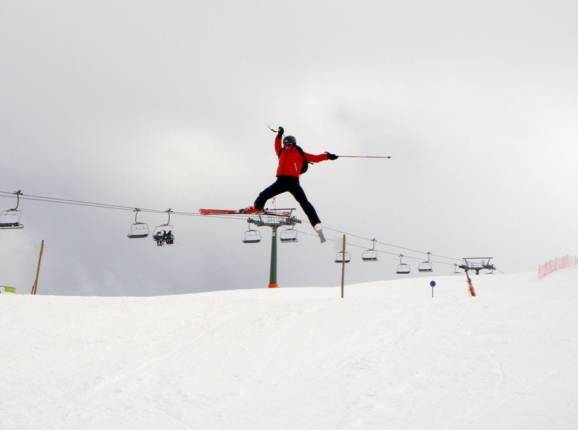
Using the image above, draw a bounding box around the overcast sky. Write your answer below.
[1,1,577,295]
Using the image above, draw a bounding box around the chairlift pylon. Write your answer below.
[153,209,174,246]
[418,251,433,272]
[361,238,378,261]
[0,190,24,230]
[242,222,261,244]
[396,254,411,275]
[127,208,149,239]
[459,257,495,275]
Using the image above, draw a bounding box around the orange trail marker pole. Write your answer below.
[465,270,476,297]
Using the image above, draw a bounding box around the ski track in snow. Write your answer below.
[1,268,577,430]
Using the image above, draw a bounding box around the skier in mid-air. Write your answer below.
[243,126,338,240]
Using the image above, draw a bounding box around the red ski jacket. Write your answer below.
[274,136,329,178]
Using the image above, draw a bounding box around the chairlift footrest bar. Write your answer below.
[0,224,24,230]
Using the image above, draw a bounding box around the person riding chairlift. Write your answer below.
[153,229,174,246]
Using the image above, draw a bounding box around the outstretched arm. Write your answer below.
[304,151,338,163]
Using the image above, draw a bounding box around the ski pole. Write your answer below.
[266,128,392,159]
[337,155,392,159]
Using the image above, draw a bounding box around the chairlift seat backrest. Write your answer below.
[280,229,298,243]
[396,263,411,274]
[128,209,149,239]
[153,224,173,235]
[335,251,351,263]
[128,222,149,239]
[417,252,432,272]
[362,250,378,261]
[418,262,433,272]
[243,229,261,244]
[0,209,23,229]
[362,239,378,261]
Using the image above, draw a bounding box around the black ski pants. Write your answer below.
[254,176,321,226]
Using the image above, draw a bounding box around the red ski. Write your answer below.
[199,208,291,217]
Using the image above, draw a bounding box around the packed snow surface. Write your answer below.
[1,269,577,430]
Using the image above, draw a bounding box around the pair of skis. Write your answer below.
[199,208,291,217]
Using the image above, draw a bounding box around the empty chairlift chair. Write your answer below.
[362,238,378,262]
[335,251,351,263]
[418,251,433,272]
[127,208,149,239]
[0,190,24,230]
[242,223,261,244]
[280,227,298,243]
[396,254,411,275]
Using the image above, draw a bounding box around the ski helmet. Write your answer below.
[283,135,297,146]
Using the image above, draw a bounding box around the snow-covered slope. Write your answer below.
[1,269,577,430]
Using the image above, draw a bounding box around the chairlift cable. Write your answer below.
[295,228,455,267]
[0,191,253,224]
[324,226,461,262]
[324,226,424,254]
[1,190,199,218]
[0,190,140,212]
[319,232,454,265]
[1,190,461,264]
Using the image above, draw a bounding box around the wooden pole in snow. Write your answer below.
[31,240,44,295]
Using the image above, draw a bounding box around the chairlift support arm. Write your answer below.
[15,190,22,210]
[7,190,23,211]
[133,208,141,223]
[459,257,496,274]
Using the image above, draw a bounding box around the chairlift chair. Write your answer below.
[0,191,24,230]
[0,209,23,229]
[335,251,351,263]
[396,254,411,274]
[153,209,174,246]
[127,208,149,239]
[361,238,378,261]
[418,251,433,272]
[242,224,261,244]
[280,227,298,243]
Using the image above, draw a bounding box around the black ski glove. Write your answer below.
[277,126,284,138]
[325,152,338,160]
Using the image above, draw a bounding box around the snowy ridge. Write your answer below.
[1,269,577,430]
